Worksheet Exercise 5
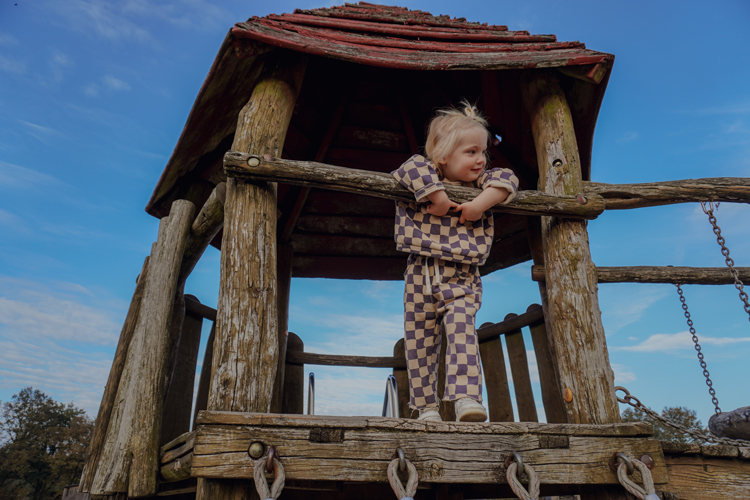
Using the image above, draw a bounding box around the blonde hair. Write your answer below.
[424,100,490,176]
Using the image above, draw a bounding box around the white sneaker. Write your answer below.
[417,409,442,422]
[455,398,487,422]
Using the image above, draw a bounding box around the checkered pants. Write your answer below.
[403,254,483,411]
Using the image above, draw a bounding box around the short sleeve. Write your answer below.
[391,154,445,203]
[476,168,519,204]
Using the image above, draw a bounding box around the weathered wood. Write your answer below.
[159,291,187,446]
[527,308,567,424]
[79,256,150,493]
[157,478,197,496]
[161,433,196,465]
[177,182,226,288]
[437,326,457,422]
[282,332,305,415]
[584,177,750,210]
[270,244,293,414]
[190,413,665,485]
[660,454,750,499]
[210,49,306,416]
[161,294,203,445]
[287,351,404,368]
[709,405,750,440]
[477,322,513,422]
[161,430,196,456]
[521,70,619,426]
[393,339,410,418]
[532,264,750,285]
[192,322,215,430]
[504,314,538,422]
[160,452,193,483]
[184,296,217,322]
[92,200,195,498]
[225,152,605,219]
[477,304,543,343]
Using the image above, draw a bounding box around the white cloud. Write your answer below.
[84,83,100,97]
[102,75,131,91]
[0,32,19,46]
[0,55,26,74]
[600,287,669,334]
[49,50,74,83]
[0,160,63,189]
[612,363,636,383]
[48,0,152,43]
[618,131,640,143]
[616,331,750,353]
[19,120,65,144]
[301,312,404,356]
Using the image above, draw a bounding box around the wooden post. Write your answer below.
[477,323,513,422]
[504,314,538,422]
[521,70,624,500]
[161,295,203,444]
[193,322,215,430]
[270,243,293,413]
[527,305,567,424]
[200,50,306,500]
[521,70,619,426]
[282,332,304,415]
[79,256,150,492]
[91,200,195,497]
[393,338,410,418]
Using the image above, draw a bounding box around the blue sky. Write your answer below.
[0,0,748,427]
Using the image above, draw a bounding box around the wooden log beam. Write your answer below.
[521,71,620,426]
[584,177,750,210]
[660,453,750,499]
[532,264,750,285]
[201,49,306,500]
[224,152,605,220]
[79,256,150,493]
[92,200,195,497]
[190,412,666,486]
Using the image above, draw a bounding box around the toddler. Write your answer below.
[391,102,519,422]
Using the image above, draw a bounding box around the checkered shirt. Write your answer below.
[391,154,519,265]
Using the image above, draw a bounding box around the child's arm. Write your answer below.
[455,187,509,223]
[392,155,448,206]
[456,168,519,223]
[426,190,459,216]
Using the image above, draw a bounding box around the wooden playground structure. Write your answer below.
[74,3,750,499]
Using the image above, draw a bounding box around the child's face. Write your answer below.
[438,129,487,183]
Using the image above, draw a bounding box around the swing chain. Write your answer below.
[675,284,721,415]
[701,201,750,320]
[616,386,750,448]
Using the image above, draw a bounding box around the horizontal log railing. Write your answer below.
[183,300,543,369]
[224,151,606,219]
[532,265,750,285]
[224,151,750,220]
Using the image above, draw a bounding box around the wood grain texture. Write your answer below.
[188,414,665,486]
[660,454,750,499]
[177,182,226,288]
[209,50,307,416]
[270,244,293,414]
[224,152,605,219]
[478,332,513,422]
[91,200,195,497]
[281,332,304,415]
[503,314,538,422]
[161,295,203,445]
[192,322,215,430]
[585,177,750,210]
[532,264,750,285]
[393,339,410,418]
[528,311,566,424]
[79,256,150,493]
[521,70,619,426]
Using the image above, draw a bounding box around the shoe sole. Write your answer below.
[457,409,487,422]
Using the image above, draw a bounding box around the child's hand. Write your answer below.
[455,200,485,223]
[426,190,458,217]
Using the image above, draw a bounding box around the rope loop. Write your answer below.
[506,456,540,500]
[387,456,418,500]
[615,456,656,500]
[253,455,285,500]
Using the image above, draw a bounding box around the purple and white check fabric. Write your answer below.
[403,255,483,410]
[391,155,519,266]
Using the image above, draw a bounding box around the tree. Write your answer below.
[620,405,708,444]
[0,387,93,500]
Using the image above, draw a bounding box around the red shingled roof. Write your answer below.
[232,2,612,72]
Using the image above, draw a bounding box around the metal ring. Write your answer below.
[612,452,634,475]
[504,451,524,472]
[266,446,275,474]
[397,447,406,472]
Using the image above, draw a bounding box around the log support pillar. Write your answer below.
[199,50,306,500]
[522,69,623,499]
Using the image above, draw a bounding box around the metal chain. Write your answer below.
[701,201,750,321]
[675,284,721,414]
[616,386,750,448]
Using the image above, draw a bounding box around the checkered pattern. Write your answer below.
[403,255,483,410]
[392,155,519,266]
